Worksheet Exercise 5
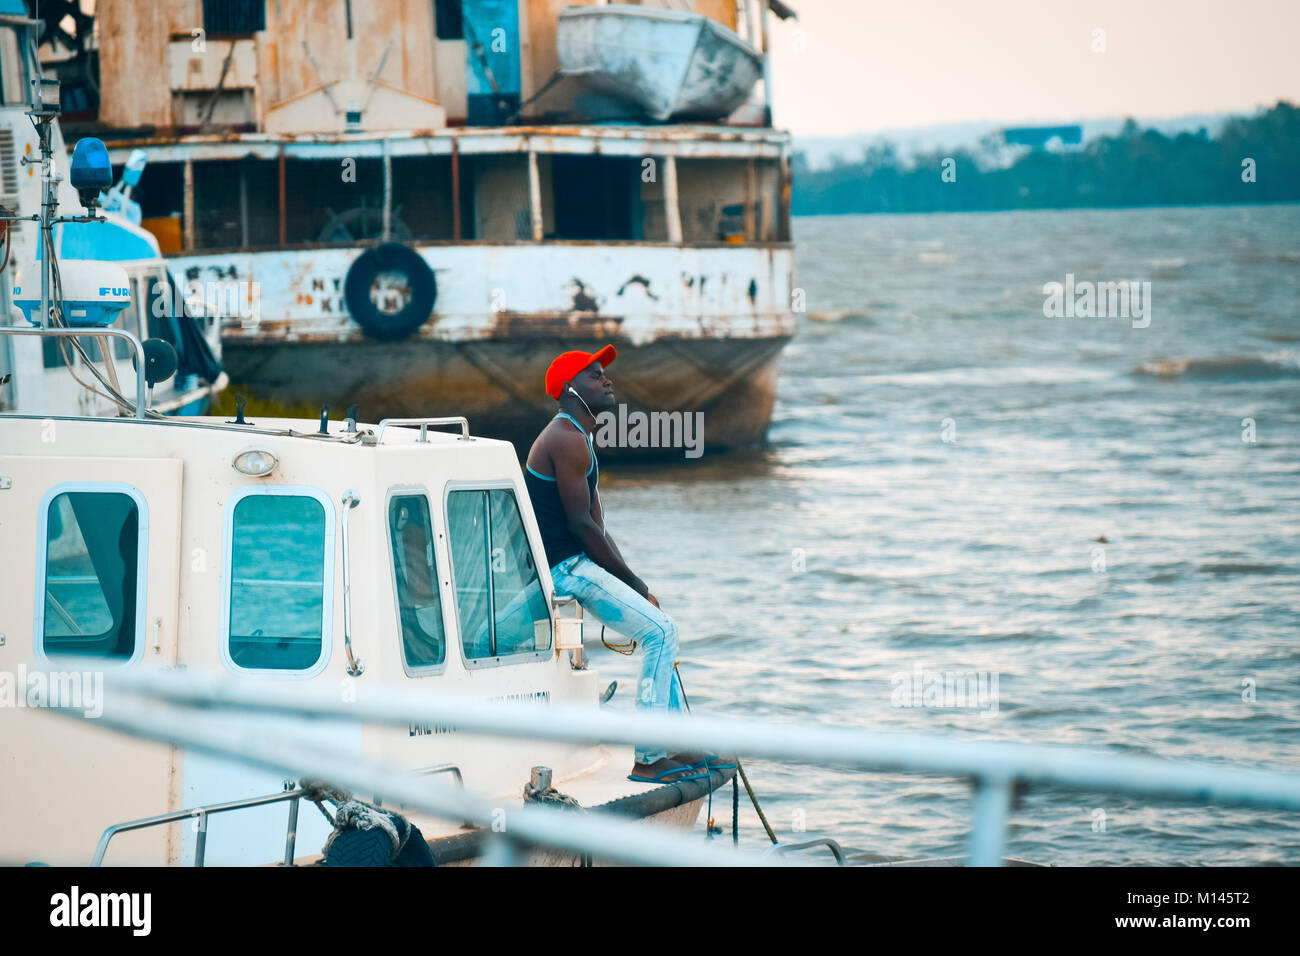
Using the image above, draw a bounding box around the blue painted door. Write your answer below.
[461,0,521,125]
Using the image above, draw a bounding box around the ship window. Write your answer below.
[283,158,384,244]
[38,486,146,661]
[203,0,266,35]
[224,488,334,673]
[446,487,551,663]
[189,158,278,249]
[388,493,446,671]
[550,156,643,240]
[675,158,779,242]
[434,0,464,40]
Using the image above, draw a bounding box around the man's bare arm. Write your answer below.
[553,432,650,597]
[590,488,657,604]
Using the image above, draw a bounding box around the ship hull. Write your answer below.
[181,240,795,456]
[218,331,790,455]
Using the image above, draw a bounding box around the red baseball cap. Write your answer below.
[545,345,617,400]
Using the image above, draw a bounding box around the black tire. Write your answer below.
[343,242,437,341]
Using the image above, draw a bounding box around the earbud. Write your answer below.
[567,385,597,419]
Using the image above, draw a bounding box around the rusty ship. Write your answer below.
[48,0,798,453]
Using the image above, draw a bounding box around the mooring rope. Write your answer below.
[673,662,779,845]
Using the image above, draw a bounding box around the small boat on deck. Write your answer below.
[557,5,763,121]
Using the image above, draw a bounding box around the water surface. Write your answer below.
[596,204,1300,865]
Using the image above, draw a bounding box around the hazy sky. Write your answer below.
[766,0,1300,136]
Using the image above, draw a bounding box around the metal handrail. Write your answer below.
[92,788,306,867]
[375,764,472,827]
[763,838,846,866]
[0,325,147,418]
[340,491,364,676]
[47,667,1300,867]
[375,417,471,443]
[415,762,466,787]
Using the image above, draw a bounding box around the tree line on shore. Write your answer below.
[791,101,1299,215]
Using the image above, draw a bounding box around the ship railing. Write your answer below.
[38,665,1300,867]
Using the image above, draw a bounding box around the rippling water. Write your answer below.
[595,204,1300,865]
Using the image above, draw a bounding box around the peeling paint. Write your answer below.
[569,278,600,312]
[618,275,659,301]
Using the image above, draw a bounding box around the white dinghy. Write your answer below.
[557,4,763,121]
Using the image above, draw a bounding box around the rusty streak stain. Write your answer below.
[489,310,626,339]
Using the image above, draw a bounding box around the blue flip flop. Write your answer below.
[675,752,738,771]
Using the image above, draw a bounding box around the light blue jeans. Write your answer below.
[549,553,686,764]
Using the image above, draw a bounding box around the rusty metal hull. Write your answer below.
[181,240,795,456]
[217,331,789,455]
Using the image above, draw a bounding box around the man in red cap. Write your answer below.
[525,346,732,784]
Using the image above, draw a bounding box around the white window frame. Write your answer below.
[220,485,336,678]
[443,480,553,670]
[33,482,150,666]
[385,486,451,677]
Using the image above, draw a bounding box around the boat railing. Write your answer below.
[0,325,148,419]
[375,417,472,443]
[92,787,309,867]
[763,837,847,866]
[94,762,473,867]
[41,666,1300,866]
[375,764,473,828]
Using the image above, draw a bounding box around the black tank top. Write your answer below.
[524,413,598,569]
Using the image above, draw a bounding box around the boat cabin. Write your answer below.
[0,409,626,865]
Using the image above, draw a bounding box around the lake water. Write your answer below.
[595,203,1300,865]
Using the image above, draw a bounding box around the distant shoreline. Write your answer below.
[792,102,1298,217]
[791,199,1300,219]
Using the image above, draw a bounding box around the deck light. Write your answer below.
[232,448,279,477]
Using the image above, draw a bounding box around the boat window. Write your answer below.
[447,488,551,662]
[225,489,333,673]
[38,487,145,660]
[388,493,446,671]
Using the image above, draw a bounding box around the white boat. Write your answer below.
[0,404,734,866]
[557,5,763,121]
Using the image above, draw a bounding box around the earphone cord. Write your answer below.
[567,386,598,421]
